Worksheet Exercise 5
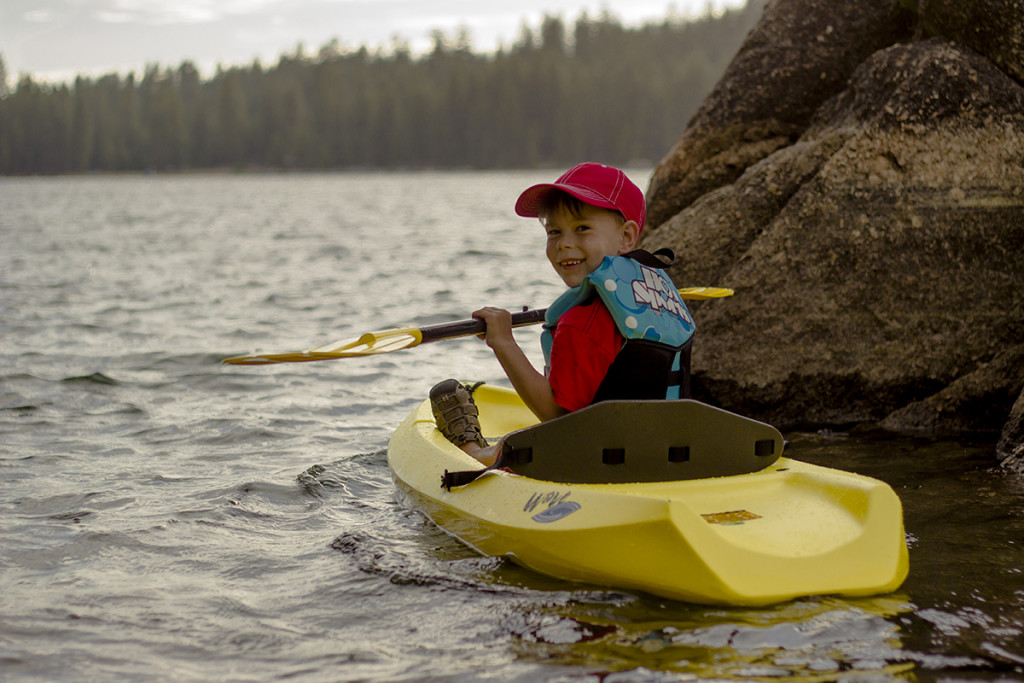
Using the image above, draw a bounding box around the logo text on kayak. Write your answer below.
[525,491,581,523]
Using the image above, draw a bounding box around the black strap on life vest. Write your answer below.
[591,337,692,403]
[621,247,675,269]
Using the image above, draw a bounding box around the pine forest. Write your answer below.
[0,3,764,175]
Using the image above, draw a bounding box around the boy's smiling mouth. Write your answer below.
[559,258,584,268]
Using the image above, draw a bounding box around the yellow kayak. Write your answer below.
[387,384,909,606]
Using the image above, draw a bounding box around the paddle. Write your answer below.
[223,286,733,365]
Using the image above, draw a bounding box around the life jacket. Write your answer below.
[541,249,695,402]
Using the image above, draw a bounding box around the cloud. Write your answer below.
[1,0,744,83]
[24,10,58,23]
[87,0,225,25]
[96,12,137,23]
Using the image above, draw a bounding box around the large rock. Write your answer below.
[643,0,1024,464]
[646,0,915,228]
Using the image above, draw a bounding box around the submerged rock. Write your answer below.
[643,0,1024,463]
[998,391,1024,473]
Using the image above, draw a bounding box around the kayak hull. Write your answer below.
[387,384,909,606]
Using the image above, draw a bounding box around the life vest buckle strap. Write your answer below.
[621,248,675,269]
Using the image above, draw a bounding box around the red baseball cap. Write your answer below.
[515,162,646,229]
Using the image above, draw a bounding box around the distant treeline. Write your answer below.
[0,3,763,175]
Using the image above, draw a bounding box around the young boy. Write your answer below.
[431,162,695,464]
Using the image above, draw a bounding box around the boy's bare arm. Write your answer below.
[472,307,568,422]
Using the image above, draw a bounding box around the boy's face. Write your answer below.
[542,203,639,288]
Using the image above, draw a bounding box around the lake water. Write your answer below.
[2,173,1022,681]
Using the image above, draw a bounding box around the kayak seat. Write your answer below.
[442,399,783,488]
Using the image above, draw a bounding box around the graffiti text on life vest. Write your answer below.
[632,266,693,323]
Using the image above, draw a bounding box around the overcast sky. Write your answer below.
[2,0,744,83]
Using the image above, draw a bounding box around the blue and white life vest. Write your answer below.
[541,250,695,401]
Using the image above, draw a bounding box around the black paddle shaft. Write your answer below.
[418,308,548,344]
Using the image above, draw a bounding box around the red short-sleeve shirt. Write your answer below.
[547,299,623,412]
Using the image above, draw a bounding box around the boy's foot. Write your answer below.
[429,379,488,449]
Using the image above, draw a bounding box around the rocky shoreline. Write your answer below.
[644,0,1024,467]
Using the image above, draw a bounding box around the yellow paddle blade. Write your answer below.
[678,286,734,300]
[223,327,424,365]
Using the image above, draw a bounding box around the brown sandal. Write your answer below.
[429,379,488,449]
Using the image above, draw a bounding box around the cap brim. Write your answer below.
[515,183,620,218]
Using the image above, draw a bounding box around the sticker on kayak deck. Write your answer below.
[525,491,580,523]
[702,510,761,525]
[524,491,571,513]
[532,501,581,523]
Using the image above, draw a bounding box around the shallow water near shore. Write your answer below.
[2,173,1022,681]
